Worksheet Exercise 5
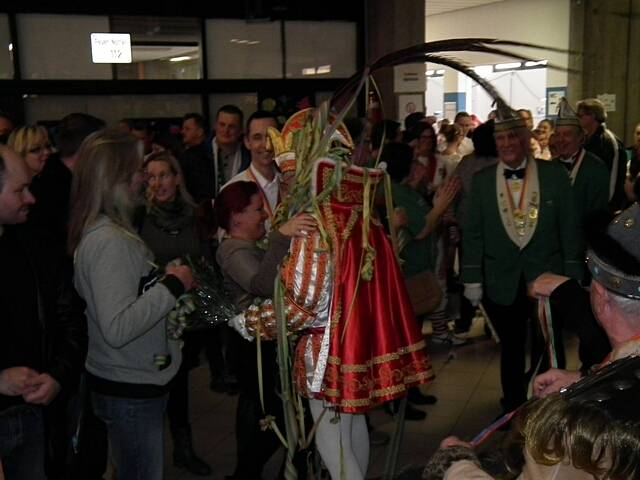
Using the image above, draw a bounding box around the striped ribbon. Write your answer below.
[526,297,557,398]
[537,297,558,368]
[469,408,518,447]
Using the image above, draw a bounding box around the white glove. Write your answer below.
[463,283,483,307]
[228,313,254,342]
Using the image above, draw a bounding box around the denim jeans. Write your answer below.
[0,404,45,480]
[91,393,167,480]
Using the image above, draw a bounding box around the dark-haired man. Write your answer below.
[28,113,105,251]
[454,111,474,156]
[179,112,213,203]
[0,112,15,144]
[212,105,251,196]
[222,111,279,227]
[0,145,87,479]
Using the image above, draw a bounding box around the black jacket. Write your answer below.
[0,225,87,410]
[583,125,626,212]
[550,278,611,370]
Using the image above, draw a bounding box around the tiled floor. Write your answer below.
[164,333,580,480]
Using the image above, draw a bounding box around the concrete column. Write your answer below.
[365,0,425,122]
[569,0,640,143]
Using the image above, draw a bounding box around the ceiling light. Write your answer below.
[495,62,521,70]
[473,65,493,76]
[524,60,548,67]
[426,69,434,76]
[316,65,331,74]
[170,56,192,62]
[247,40,260,45]
[8,43,13,52]
[302,67,316,76]
[435,69,445,75]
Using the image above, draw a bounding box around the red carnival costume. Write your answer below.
[236,108,433,413]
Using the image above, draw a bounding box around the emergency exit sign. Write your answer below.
[91,33,132,63]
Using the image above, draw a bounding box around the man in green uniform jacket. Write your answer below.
[552,99,609,244]
[461,112,584,412]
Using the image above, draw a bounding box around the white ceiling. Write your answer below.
[425,0,507,17]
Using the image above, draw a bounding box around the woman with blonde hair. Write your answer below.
[68,129,194,480]
[137,150,213,476]
[8,124,52,177]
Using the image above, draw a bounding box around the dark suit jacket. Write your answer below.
[179,142,214,204]
[584,125,626,211]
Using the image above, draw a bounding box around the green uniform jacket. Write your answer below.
[553,150,609,235]
[391,182,436,277]
[462,159,584,305]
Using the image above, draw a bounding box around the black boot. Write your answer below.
[172,427,212,476]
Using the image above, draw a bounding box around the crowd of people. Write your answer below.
[1,95,640,480]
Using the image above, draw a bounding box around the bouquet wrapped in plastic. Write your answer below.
[166,256,236,340]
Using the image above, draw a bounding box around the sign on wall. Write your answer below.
[397,94,424,123]
[597,93,616,112]
[394,64,427,93]
[90,33,132,64]
[546,87,567,117]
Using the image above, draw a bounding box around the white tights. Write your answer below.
[309,398,369,480]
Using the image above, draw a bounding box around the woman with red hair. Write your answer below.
[214,181,315,480]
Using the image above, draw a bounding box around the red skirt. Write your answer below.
[293,198,434,413]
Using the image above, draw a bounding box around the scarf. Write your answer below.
[148,196,194,235]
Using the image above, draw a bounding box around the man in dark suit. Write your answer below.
[179,112,213,204]
[577,98,626,212]
[211,105,251,196]
[462,111,583,412]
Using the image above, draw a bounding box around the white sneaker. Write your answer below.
[456,316,486,339]
[430,332,467,346]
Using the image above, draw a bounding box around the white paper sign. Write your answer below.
[398,94,424,123]
[91,33,132,64]
[394,64,427,93]
[597,93,616,112]
[444,102,457,122]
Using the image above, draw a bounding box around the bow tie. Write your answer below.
[504,168,526,180]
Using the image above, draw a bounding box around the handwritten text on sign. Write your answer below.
[91,33,132,64]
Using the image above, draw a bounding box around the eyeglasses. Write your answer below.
[28,144,51,155]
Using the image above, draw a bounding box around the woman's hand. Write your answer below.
[392,207,409,230]
[527,272,570,299]
[439,436,473,450]
[166,264,195,291]
[279,213,317,237]
[415,177,461,240]
[432,177,461,215]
